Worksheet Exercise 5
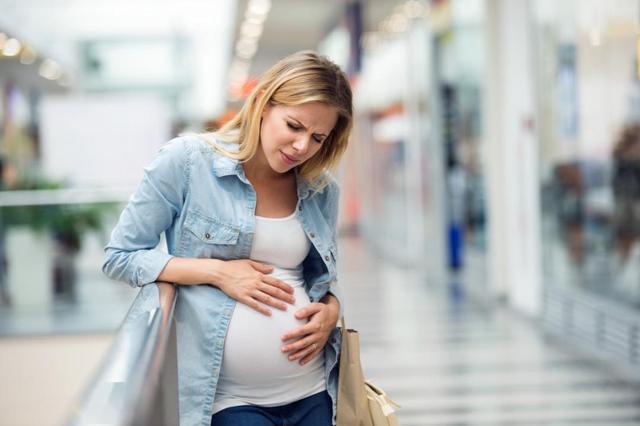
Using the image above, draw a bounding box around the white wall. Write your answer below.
[485,0,543,316]
[39,94,171,188]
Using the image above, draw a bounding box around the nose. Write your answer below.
[291,136,311,156]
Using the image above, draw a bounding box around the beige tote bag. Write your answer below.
[336,319,400,426]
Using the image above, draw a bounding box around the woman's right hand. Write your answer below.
[213,259,295,316]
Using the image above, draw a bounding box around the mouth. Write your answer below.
[280,151,299,165]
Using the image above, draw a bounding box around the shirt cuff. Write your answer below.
[135,249,174,286]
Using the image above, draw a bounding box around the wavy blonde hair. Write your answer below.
[200,50,353,190]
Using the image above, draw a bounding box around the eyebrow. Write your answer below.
[286,116,328,137]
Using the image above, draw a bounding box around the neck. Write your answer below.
[243,149,292,182]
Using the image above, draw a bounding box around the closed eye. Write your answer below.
[287,122,324,143]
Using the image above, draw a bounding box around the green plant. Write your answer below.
[2,177,117,252]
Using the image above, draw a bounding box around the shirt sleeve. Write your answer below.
[325,179,345,319]
[102,138,189,287]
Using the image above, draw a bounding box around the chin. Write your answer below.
[268,159,292,174]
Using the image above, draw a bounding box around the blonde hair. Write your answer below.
[200,50,353,190]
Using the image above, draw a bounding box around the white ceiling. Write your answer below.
[0,0,237,117]
[0,0,236,68]
[0,0,401,113]
[234,0,401,75]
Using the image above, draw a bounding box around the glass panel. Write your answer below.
[0,202,136,335]
[533,0,640,307]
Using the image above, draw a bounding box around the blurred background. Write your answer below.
[1,0,640,424]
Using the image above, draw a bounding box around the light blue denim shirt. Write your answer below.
[102,135,344,426]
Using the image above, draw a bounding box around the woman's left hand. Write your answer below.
[281,300,340,365]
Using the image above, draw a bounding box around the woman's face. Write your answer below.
[259,101,338,174]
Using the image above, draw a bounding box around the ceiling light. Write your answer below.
[3,38,22,57]
[244,14,267,25]
[389,13,408,32]
[19,46,37,64]
[404,0,425,19]
[39,59,62,80]
[57,73,72,87]
[236,39,258,58]
[247,0,271,17]
[241,21,263,39]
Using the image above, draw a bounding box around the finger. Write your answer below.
[281,334,315,354]
[259,282,295,304]
[300,346,322,365]
[281,324,314,342]
[243,296,272,316]
[294,303,322,320]
[248,260,273,273]
[262,275,294,294]
[253,290,287,311]
[290,341,321,363]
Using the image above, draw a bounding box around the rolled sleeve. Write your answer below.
[102,138,189,288]
[135,249,175,285]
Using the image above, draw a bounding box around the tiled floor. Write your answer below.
[2,231,640,425]
[339,236,640,425]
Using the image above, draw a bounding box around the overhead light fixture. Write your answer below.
[389,13,409,32]
[19,46,37,65]
[227,0,271,101]
[247,0,271,17]
[39,59,62,80]
[57,73,72,87]
[3,38,22,57]
[403,0,425,19]
[373,0,430,39]
[241,21,264,39]
[236,38,258,59]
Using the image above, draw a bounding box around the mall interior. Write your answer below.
[1,0,640,424]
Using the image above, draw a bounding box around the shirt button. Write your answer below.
[324,255,330,261]
[205,232,211,239]
[310,232,315,238]
[298,205,303,211]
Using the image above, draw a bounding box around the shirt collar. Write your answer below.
[211,155,315,200]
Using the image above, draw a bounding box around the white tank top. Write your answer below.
[212,211,326,414]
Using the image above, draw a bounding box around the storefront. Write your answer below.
[531,0,640,369]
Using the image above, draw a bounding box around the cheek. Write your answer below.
[263,121,288,147]
[307,143,324,160]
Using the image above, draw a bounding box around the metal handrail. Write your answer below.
[0,187,136,206]
[66,282,179,426]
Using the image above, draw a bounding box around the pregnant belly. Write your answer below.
[219,284,324,390]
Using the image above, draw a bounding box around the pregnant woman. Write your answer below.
[102,50,352,426]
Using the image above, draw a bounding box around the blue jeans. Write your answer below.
[211,391,332,426]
